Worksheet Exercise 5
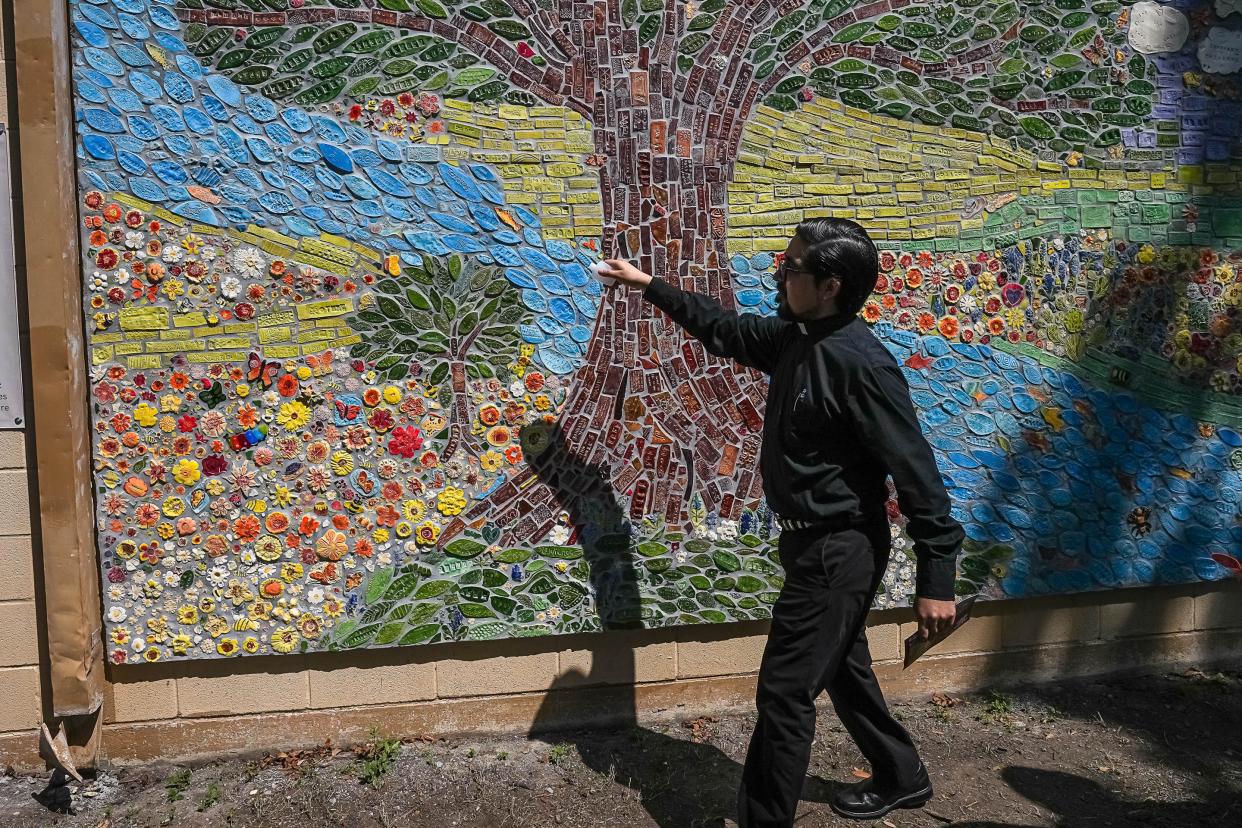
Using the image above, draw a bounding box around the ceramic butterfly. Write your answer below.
[199,380,226,408]
[306,350,333,377]
[332,393,363,425]
[246,352,281,389]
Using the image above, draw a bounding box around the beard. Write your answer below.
[776,294,799,321]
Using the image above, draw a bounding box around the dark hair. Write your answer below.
[793,217,879,315]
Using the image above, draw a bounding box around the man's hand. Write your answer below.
[915,597,956,641]
[603,259,653,290]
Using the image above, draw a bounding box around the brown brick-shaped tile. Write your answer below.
[557,630,676,687]
[1195,581,1242,630]
[0,666,40,733]
[0,601,37,666]
[0,432,25,470]
[1002,600,1099,649]
[105,677,178,723]
[309,661,436,709]
[436,651,559,698]
[676,632,768,679]
[1099,593,1195,639]
[178,669,309,717]
[0,470,31,535]
[0,535,34,601]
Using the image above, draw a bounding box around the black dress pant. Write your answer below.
[737,526,923,827]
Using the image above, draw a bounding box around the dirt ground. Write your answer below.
[3,667,1239,828]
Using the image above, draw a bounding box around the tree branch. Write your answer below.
[174,5,589,116]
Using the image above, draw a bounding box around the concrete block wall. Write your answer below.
[0,431,40,743]
[83,577,1241,768]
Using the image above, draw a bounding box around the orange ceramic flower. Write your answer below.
[862,301,883,323]
[234,515,261,542]
[315,529,348,561]
[937,316,959,338]
[265,512,290,534]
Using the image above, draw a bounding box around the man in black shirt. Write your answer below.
[602,218,963,825]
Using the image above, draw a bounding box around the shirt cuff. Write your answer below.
[915,555,959,602]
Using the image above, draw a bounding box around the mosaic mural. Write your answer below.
[73,0,1242,662]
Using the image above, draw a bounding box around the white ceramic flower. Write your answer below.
[220,276,241,299]
[124,231,145,250]
[107,606,127,623]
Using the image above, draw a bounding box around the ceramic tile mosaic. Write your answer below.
[71,0,1241,662]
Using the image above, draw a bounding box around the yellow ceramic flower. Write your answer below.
[330,451,354,476]
[177,604,199,625]
[480,451,503,472]
[170,633,192,655]
[276,400,310,430]
[205,478,225,496]
[160,394,183,412]
[371,527,390,544]
[270,626,300,654]
[132,403,158,428]
[280,562,304,583]
[173,459,201,485]
[217,638,240,657]
[1136,244,1156,264]
[383,385,403,404]
[415,520,440,545]
[158,415,177,433]
[437,486,466,516]
[395,521,412,538]
[273,484,292,506]
[161,278,185,300]
[241,636,260,654]
[235,382,250,398]
[403,499,427,522]
[296,366,312,381]
[156,522,175,540]
[162,496,185,517]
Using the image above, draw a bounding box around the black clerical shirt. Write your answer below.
[643,277,963,601]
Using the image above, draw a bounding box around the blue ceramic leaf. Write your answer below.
[376,139,403,162]
[736,289,765,306]
[116,149,147,173]
[544,239,575,262]
[74,21,110,48]
[519,324,547,344]
[150,160,187,184]
[79,4,118,28]
[206,73,241,106]
[536,316,564,335]
[520,289,548,313]
[561,262,589,287]
[437,161,480,201]
[429,212,475,233]
[169,201,218,224]
[491,247,522,266]
[537,346,576,375]
[261,169,286,189]
[258,192,294,214]
[107,87,144,112]
[548,297,577,324]
[82,134,116,160]
[201,95,229,122]
[343,175,379,199]
[468,163,498,182]
[504,268,536,289]
[491,229,521,245]
[476,181,505,205]
[148,4,180,30]
[83,107,124,133]
[244,137,274,163]
[537,274,570,295]
[114,42,153,67]
[519,247,558,273]
[84,47,124,76]
[398,162,433,184]
[149,104,184,131]
[364,166,413,197]
[570,291,598,317]
[77,81,108,104]
[117,13,150,41]
[442,234,485,253]
[175,52,202,79]
[129,176,167,202]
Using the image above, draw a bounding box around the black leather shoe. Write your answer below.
[829,764,933,820]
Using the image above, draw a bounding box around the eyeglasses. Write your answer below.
[776,261,839,284]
